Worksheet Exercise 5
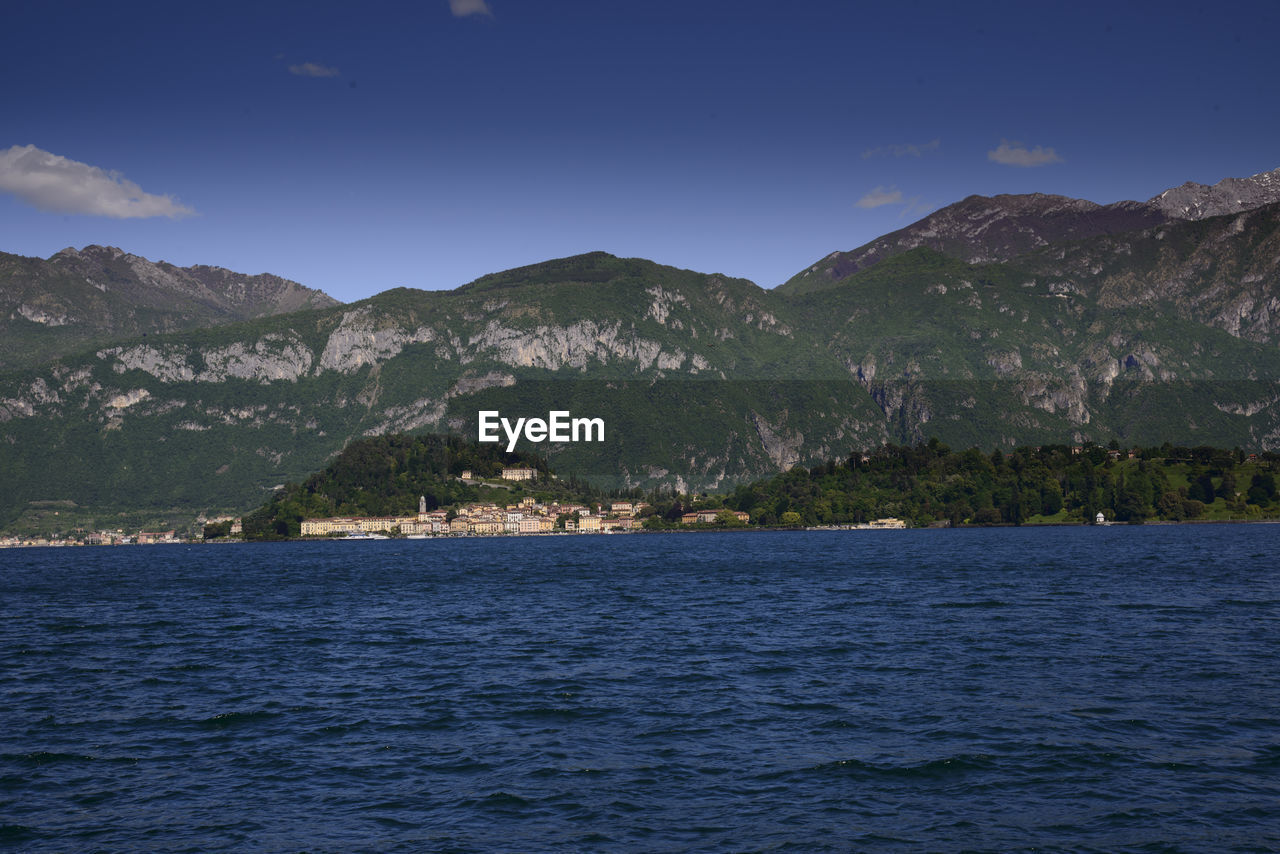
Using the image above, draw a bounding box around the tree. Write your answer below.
[780,511,803,526]
[1188,473,1216,504]
[1041,479,1064,516]
[1217,471,1237,500]
[1156,491,1184,519]
[1114,470,1154,522]
[203,520,231,539]
[1248,472,1277,505]
[973,506,1002,525]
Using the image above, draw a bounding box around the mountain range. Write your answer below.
[2,168,1278,531]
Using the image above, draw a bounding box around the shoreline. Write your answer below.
[10,516,1280,549]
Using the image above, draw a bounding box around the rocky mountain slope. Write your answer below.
[781,194,1168,295]
[0,245,339,369]
[1150,167,1280,220]
[782,167,1280,296]
[2,170,1279,529]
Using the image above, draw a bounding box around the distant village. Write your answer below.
[0,466,766,547]
[300,466,750,539]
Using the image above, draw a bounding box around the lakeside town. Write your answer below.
[0,464,913,547]
[282,464,750,539]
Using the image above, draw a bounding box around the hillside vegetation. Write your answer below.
[723,441,1280,527]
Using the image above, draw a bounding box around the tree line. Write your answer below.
[717,440,1279,527]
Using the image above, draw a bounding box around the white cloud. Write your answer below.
[450,0,492,16]
[0,145,195,219]
[862,139,940,159]
[855,186,905,209]
[987,140,1063,167]
[289,62,341,78]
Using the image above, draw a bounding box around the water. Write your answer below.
[2,526,1278,852]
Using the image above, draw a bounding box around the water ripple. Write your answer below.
[3,526,1279,851]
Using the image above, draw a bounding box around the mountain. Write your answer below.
[1149,166,1280,220]
[0,252,887,530]
[2,170,1279,532]
[781,166,1280,297]
[0,245,340,369]
[781,194,1168,296]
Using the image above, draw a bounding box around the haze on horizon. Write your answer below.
[2,0,1278,302]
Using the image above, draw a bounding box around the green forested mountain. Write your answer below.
[3,174,1280,532]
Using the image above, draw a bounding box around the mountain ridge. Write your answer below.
[0,245,340,370]
[1149,166,1280,220]
[781,167,1280,296]
[2,168,1279,531]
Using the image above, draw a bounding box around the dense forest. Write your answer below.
[714,440,1280,527]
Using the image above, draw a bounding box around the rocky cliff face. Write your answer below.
[1029,203,1280,345]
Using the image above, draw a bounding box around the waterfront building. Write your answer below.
[137,530,177,544]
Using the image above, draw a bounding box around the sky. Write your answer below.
[2,0,1278,302]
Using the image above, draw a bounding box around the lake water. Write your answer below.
[2,526,1279,852]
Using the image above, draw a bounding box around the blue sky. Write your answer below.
[2,0,1278,302]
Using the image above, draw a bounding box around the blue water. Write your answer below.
[2,526,1279,852]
